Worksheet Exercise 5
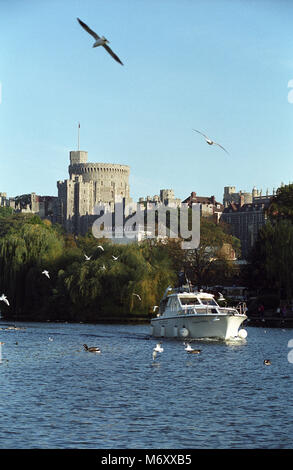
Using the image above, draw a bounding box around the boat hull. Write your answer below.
[150,314,247,340]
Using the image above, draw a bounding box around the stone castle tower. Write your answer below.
[57,150,132,234]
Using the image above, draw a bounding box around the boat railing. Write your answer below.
[235,302,247,315]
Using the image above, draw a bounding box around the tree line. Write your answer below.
[247,184,293,305]
[0,208,240,322]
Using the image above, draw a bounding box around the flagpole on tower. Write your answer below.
[78,122,80,150]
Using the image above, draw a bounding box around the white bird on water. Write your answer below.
[77,18,124,66]
[0,294,9,306]
[153,342,164,353]
[42,270,50,279]
[183,342,201,354]
[152,342,163,361]
[193,129,229,154]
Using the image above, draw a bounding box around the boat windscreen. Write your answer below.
[199,298,218,306]
[180,297,200,305]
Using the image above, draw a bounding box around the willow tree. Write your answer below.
[0,220,64,317]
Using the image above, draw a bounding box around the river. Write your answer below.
[0,321,292,449]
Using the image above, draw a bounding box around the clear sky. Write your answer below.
[1,0,293,203]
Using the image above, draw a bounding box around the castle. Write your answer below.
[57,150,132,234]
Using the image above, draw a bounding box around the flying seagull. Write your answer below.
[42,270,50,279]
[132,293,142,301]
[97,245,104,251]
[84,254,91,261]
[193,129,229,154]
[77,18,123,65]
[112,255,119,261]
[0,294,9,306]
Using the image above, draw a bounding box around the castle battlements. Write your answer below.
[57,150,132,234]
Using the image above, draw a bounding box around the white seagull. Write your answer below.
[153,305,159,312]
[132,293,142,301]
[112,255,119,261]
[193,129,229,154]
[153,342,164,353]
[183,342,201,354]
[152,349,157,361]
[0,294,9,306]
[77,18,124,66]
[97,245,104,251]
[84,254,91,261]
[42,270,50,279]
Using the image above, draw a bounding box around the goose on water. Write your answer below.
[83,344,101,353]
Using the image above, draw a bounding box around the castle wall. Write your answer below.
[57,151,132,234]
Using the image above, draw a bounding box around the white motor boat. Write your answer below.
[150,287,247,341]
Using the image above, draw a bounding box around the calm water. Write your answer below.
[0,320,292,449]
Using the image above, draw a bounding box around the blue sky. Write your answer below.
[1,0,293,203]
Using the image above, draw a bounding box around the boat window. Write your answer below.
[199,298,217,306]
[180,297,200,305]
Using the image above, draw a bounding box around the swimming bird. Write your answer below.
[264,359,271,366]
[153,342,164,353]
[0,294,9,306]
[112,255,119,261]
[42,270,50,279]
[184,342,201,354]
[84,254,91,261]
[132,293,142,301]
[97,245,104,251]
[77,18,123,65]
[152,349,157,361]
[193,129,229,154]
[83,344,101,353]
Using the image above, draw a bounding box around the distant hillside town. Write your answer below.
[0,148,279,259]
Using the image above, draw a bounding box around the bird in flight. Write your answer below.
[112,255,119,261]
[77,18,124,66]
[193,129,229,154]
[0,294,9,306]
[42,270,50,279]
[132,293,142,301]
[97,245,104,251]
[84,254,91,261]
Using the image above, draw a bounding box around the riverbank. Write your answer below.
[246,316,293,328]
